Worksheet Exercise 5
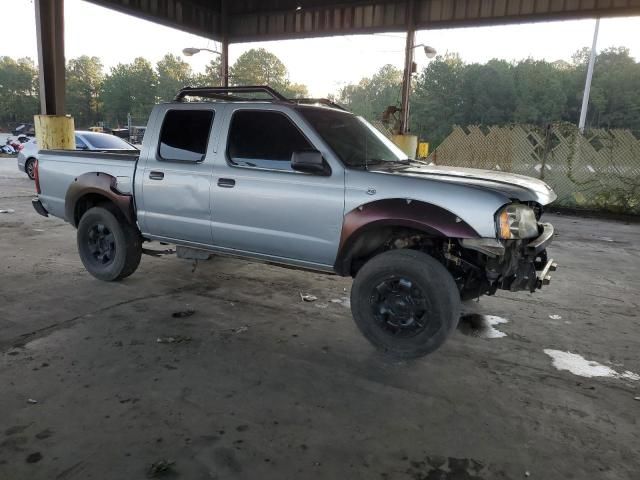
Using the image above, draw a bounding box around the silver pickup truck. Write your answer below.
[32,86,557,358]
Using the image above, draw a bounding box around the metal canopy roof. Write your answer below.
[87,0,640,43]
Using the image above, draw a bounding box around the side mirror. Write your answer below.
[291,150,328,175]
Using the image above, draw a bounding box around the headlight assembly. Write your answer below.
[496,204,539,240]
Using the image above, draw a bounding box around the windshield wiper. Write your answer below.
[369,158,410,165]
[409,158,430,165]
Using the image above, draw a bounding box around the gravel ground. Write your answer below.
[1,158,639,479]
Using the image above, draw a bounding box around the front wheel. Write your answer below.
[77,205,142,281]
[350,249,460,359]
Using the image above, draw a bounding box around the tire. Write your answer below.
[76,205,142,281]
[350,249,460,359]
[25,158,36,180]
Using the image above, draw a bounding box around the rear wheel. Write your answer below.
[77,205,142,281]
[25,158,36,180]
[350,249,460,358]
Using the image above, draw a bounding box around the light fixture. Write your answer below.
[413,44,437,59]
[182,47,221,57]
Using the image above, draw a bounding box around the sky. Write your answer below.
[2,0,639,96]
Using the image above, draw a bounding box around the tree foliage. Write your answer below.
[230,48,308,98]
[0,56,39,124]
[101,57,157,126]
[336,64,403,119]
[1,46,638,141]
[66,56,104,127]
[156,54,192,102]
[338,48,640,148]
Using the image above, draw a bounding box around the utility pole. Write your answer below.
[399,0,415,135]
[578,18,600,134]
[220,0,229,87]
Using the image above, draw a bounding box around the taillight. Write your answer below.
[34,159,41,194]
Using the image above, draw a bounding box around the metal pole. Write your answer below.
[34,0,66,115]
[220,0,229,87]
[221,39,229,87]
[399,0,415,135]
[578,18,600,133]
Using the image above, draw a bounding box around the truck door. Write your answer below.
[136,105,220,245]
[210,107,345,268]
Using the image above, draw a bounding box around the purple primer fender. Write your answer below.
[335,198,480,273]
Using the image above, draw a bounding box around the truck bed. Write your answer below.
[37,149,139,222]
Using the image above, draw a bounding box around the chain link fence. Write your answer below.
[428,123,640,215]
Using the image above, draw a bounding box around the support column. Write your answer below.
[221,38,229,87]
[399,0,415,135]
[35,0,65,115]
[220,0,229,87]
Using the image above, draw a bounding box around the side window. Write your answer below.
[159,110,214,162]
[227,111,312,171]
[75,136,88,150]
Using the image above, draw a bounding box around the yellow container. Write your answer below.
[34,115,75,150]
[417,142,429,158]
[391,134,418,159]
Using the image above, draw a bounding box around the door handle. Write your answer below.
[217,178,235,188]
[149,171,164,180]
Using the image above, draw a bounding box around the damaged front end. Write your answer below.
[447,203,557,300]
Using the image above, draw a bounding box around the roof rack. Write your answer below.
[291,98,348,111]
[174,85,287,102]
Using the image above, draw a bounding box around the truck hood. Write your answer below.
[373,164,557,205]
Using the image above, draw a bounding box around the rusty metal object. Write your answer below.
[64,172,135,227]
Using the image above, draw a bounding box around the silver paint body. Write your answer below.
[37,101,557,271]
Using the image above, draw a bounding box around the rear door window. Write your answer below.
[159,110,214,162]
[227,110,311,171]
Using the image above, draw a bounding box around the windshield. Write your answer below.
[80,133,137,150]
[299,108,408,168]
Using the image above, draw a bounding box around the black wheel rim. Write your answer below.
[370,277,430,338]
[86,223,116,266]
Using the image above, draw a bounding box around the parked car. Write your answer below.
[18,131,137,180]
[12,123,35,136]
[31,86,557,358]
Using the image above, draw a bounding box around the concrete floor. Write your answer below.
[1,158,639,480]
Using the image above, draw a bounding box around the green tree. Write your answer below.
[0,56,39,124]
[336,64,402,120]
[231,48,287,87]
[460,59,516,125]
[587,47,640,130]
[191,57,224,87]
[66,56,104,128]
[280,82,308,99]
[512,59,567,124]
[156,54,192,101]
[101,58,157,126]
[411,54,466,146]
[229,48,307,98]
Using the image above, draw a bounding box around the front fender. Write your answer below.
[334,198,480,274]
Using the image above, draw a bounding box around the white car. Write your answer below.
[18,131,137,179]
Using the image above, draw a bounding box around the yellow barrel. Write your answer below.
[391,134,418,159]
[34,115,75,150]
[417,142,429,158]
